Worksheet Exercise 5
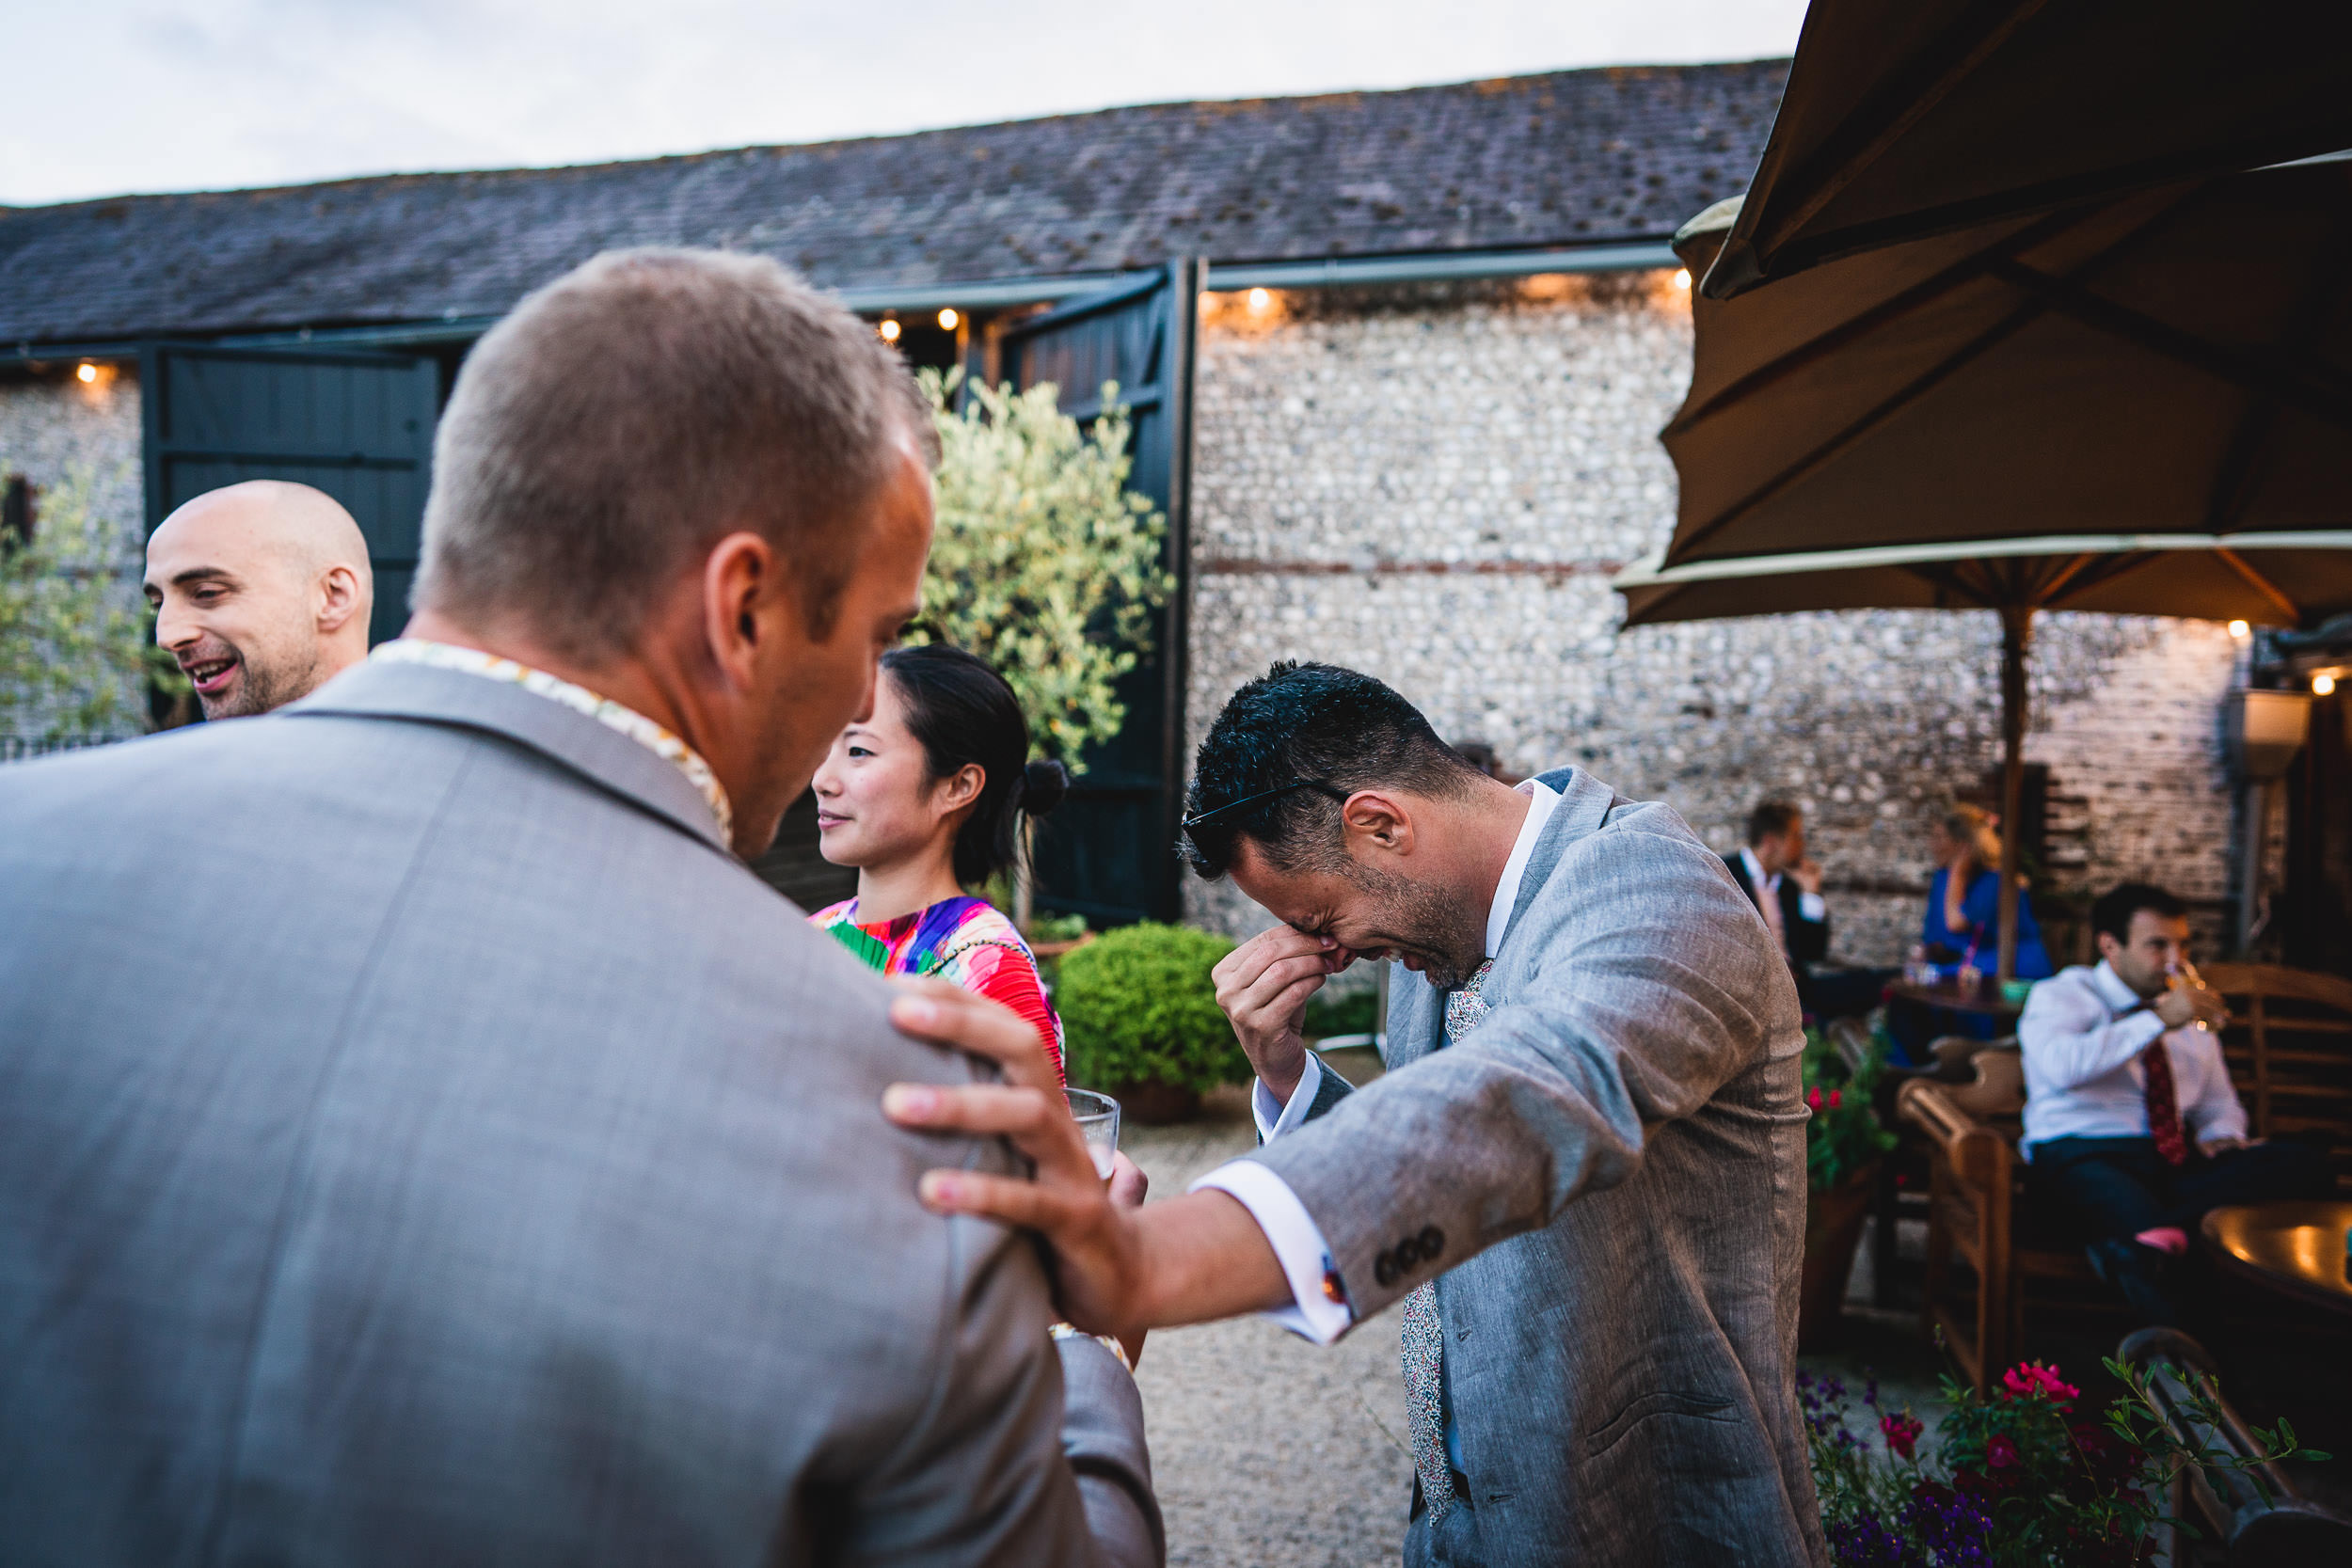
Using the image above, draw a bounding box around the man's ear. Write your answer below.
[701,531,780,689]
[1339,789,1415,857]
[316,564,365,634]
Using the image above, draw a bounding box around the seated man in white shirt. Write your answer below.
[2018,881,2333,1324]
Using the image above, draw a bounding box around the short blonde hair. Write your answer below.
[415,247,935,660]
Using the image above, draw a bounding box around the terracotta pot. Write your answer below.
[1104,1079,1200,1126]
[1799,1161,1880,1352]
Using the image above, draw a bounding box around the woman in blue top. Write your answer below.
[1923,803,2054,978]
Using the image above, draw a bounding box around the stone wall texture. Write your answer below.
[1183,276,2243,964]
[0,367,143,537]
[0,367,150,741]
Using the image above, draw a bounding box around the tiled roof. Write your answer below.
[0,60,1785,345]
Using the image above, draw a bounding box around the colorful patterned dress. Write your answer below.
[809,895,1065,1084]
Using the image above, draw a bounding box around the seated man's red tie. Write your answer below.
[2142,1038,2187,1166]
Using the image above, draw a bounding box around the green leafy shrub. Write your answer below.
[1056,923,1245,1092]
[1303,986,1377,1040]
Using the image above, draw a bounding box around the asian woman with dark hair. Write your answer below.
[807,643,1071,1081]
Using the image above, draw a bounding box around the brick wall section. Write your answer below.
[1183,277,2243,963]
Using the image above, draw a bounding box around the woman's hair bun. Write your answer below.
[1021,758,1070,817]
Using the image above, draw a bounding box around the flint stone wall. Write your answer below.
[1183,276,2242,965]
[0,368,149,743]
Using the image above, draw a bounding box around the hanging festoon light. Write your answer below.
[2318,673,2339,697]
[878,317,900,343]
[1672,269,1692,291]
[937,308,959,331]
[2229,619,2251,638]
[1247,287,1273,314]
[76,362,98,383]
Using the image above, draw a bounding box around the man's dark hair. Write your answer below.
[1746,800,1802,847]
[2090,881,2186,944]
[1181,661,1480,880]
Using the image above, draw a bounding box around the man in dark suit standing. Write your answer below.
[1724,800,1886,1021]
[1723,800,1830,970]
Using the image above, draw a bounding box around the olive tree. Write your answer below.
[914,370,1169,766]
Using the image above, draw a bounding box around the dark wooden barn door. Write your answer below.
[999,261,1200,926]
[141,342,438,646]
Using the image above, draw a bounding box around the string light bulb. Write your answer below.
[2228,619,2249,638]
[938,308,959,331]
[76,362,98,383]
[878,318,900,343]
[1247,287,1272,314]
[1672,269,1692,291]
[2318,673,2339,697]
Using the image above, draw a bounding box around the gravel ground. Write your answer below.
[1123,1086,1413,1568]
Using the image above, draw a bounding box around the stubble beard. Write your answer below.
[1349,861,1485,991]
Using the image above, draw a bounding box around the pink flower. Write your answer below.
[2003,1361,2080,1406]
[1880,1413,1923,1460]
[1828,1089,1843,1110]
[1807,1086,1824,1111]
[1987,1434,2019,1469]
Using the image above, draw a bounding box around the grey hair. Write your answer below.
[413,247,938,659]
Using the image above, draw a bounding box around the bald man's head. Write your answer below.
[143,482,374,719]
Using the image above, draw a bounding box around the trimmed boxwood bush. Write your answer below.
[1056,922,1246,1094]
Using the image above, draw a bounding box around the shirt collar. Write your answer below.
[2090,958,2145,1013]
[1739,844,1779,892]
[371,640,733,843]
[1486,778,1561,958]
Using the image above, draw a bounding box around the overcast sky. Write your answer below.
[4,1,1807,207]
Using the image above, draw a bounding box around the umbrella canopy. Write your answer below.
[1615,531,2352,979]
[1703,0,2352,298]
[1663,157,2352,572]
[1616,532,2352,629]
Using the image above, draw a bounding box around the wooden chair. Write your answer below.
[2199,964,2352,1193]
[1837,1020,2001,1307]
[1898,1048,2113,1393]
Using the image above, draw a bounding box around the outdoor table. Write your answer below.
[1882,977,2026,1026]
[2201,1200,2352,1319]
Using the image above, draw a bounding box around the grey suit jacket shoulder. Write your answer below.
[1258,768,1822,1567]
[0,659,1158,1567]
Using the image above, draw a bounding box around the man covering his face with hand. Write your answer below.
[143,480,373,718]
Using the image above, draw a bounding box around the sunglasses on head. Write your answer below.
[1179,779,1351,838]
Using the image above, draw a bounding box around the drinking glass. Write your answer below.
[1065,1088,1120,1180]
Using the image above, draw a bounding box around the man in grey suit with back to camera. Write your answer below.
[888,662,1824,1566]
[0,249,1158,1565]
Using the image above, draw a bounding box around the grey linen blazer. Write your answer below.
[1261,768,1825,1567]
[0,659,1159,1568]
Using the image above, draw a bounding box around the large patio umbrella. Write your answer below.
[1703,0,2352,297]
[1614,532,2352,977]
[1648,161,2352,977]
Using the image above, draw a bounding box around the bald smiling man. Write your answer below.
[143,482,374,720]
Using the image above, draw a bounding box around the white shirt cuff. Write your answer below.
[1249,1053,1325,1143]
[1798,891,1826,923]
[1189,1158,1355,1345]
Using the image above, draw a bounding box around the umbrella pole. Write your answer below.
[1995,605,2033,983]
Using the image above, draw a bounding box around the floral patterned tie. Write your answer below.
[1404,960,1493,1524]
[2143,1036,2188,1166]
